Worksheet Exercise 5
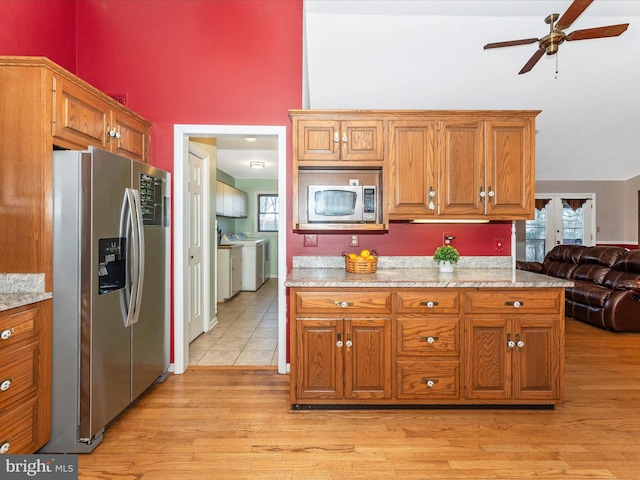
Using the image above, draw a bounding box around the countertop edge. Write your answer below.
[0,292,53,312]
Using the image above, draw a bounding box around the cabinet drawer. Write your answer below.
[0,305,39,349]
[464,289,562,314]
[396,291,460,313]
[295,291,391,314]
[0,342,38,412]
[396,318,459,356]
[396,361,459,399]
[0,396,37,454]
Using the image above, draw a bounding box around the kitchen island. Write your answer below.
[285,259,572,409]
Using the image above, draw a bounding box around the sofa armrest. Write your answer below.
[604,290,640,331]
[516,261,543,273]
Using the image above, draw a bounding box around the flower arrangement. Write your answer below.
[433,245,460,264]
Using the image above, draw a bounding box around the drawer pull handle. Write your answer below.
[0,328,13,340]
[335,301,354,309]
[0,441,10,454]
[419,301,439,309]
[0,378,12,392]
[505,301,524,308]
[419,336,439,344]
[420,378,438,388]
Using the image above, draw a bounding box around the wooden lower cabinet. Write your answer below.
[290,287,564,407]
[0,301,51,454]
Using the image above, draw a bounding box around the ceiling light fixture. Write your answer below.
[250,161,265,169]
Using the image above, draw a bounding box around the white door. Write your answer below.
[188,149,206,342]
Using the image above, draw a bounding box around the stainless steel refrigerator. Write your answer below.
[40,147,171,453]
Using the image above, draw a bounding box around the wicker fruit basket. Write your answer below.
[342,250,378,274]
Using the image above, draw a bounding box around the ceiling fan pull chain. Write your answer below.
[555,50,559,79]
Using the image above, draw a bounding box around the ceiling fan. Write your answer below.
[483,0,629,74]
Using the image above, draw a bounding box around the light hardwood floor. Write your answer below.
[78,317,640,479]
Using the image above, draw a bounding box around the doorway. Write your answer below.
[173,125,288,375]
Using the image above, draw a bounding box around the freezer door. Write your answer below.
[131,161,171,400]
[79,148,133,440]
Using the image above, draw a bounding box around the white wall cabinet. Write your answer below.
[217,245,243,301]
[216,181,248,218]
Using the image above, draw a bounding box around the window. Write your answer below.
[257,194,279,232]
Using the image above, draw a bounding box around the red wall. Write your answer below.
[0,0,77,71]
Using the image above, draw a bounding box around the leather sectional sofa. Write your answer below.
[517,245,640,332]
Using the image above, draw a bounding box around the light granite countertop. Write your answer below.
[0,274,52,312]
[285,256,573,288]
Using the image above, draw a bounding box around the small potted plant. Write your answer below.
[433,245,460,273]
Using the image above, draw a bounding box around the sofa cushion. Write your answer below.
[581,246,626,267]
[544,245,588,264]
[542,261,579,279]
[565,280,612,307]
[572,264,610,285]
[603,250,640,291]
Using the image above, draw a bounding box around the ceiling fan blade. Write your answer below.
[518,48,545,75]
[566,24,629,41]
[484,38,539,49]
[556,0,594,30]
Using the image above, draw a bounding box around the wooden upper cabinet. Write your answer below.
[438,119,485,216]
[51,74,151,163]
[110,109,149,163]
[296,119,384,163]
[485,118,533,218]
[51,75,110,150]
[387,120,438,219]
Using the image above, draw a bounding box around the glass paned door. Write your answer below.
[522,194,595,262]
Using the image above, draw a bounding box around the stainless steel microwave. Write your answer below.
[308,185,377,223]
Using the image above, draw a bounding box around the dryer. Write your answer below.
[220,233,267,291]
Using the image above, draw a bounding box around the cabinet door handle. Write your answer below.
[334,132,340,143]
[336,332,343,348]
[419,336,439,344]
[419,301,439,308]
[0,441,10,454]
[334,301,354,309]
[420,378,439,388]
[516,333,525,349]
[507,333,515,350]
[487,186,494,202]
[0,328,13,341]
[479,187,486,201]
[428,187,436,210]
[505,301,524,308]
[345,334,352,351]
[342,132,348,143]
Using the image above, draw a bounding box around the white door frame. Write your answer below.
[173,124,288,375]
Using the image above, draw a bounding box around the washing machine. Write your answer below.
[220,233,267,291]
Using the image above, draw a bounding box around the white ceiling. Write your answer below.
[215,135,279,180]
[216,0,640,182]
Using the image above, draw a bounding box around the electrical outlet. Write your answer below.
[350,234,359,247]
[349,179,359,186]
[495,237,504,252]
[304,234,318,247]
[443,233,455,245]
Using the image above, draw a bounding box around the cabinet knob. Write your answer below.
[505,301,523,308]
[334,133,340,143]
[516,333,525,349]
[419,335,439,344]
[0,378,12,392]
[507,333,515,349]
[420,378,438,388]
[0,328,13,340]
[336,332,343,348]
[342,132,348,143]
[334,301,354,309]
[419,301,439,308]
[479,187,486,200]
[0,441,10,454]
[487,186,494,202]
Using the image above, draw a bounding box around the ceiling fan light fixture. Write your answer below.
[250,161,265,169]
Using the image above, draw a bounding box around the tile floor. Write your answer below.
[189,278,278,366]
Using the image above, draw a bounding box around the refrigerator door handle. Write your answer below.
[120,188,145,327]
[129,187,145,325]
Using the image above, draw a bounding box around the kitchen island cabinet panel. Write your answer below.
[287,275,566,408]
